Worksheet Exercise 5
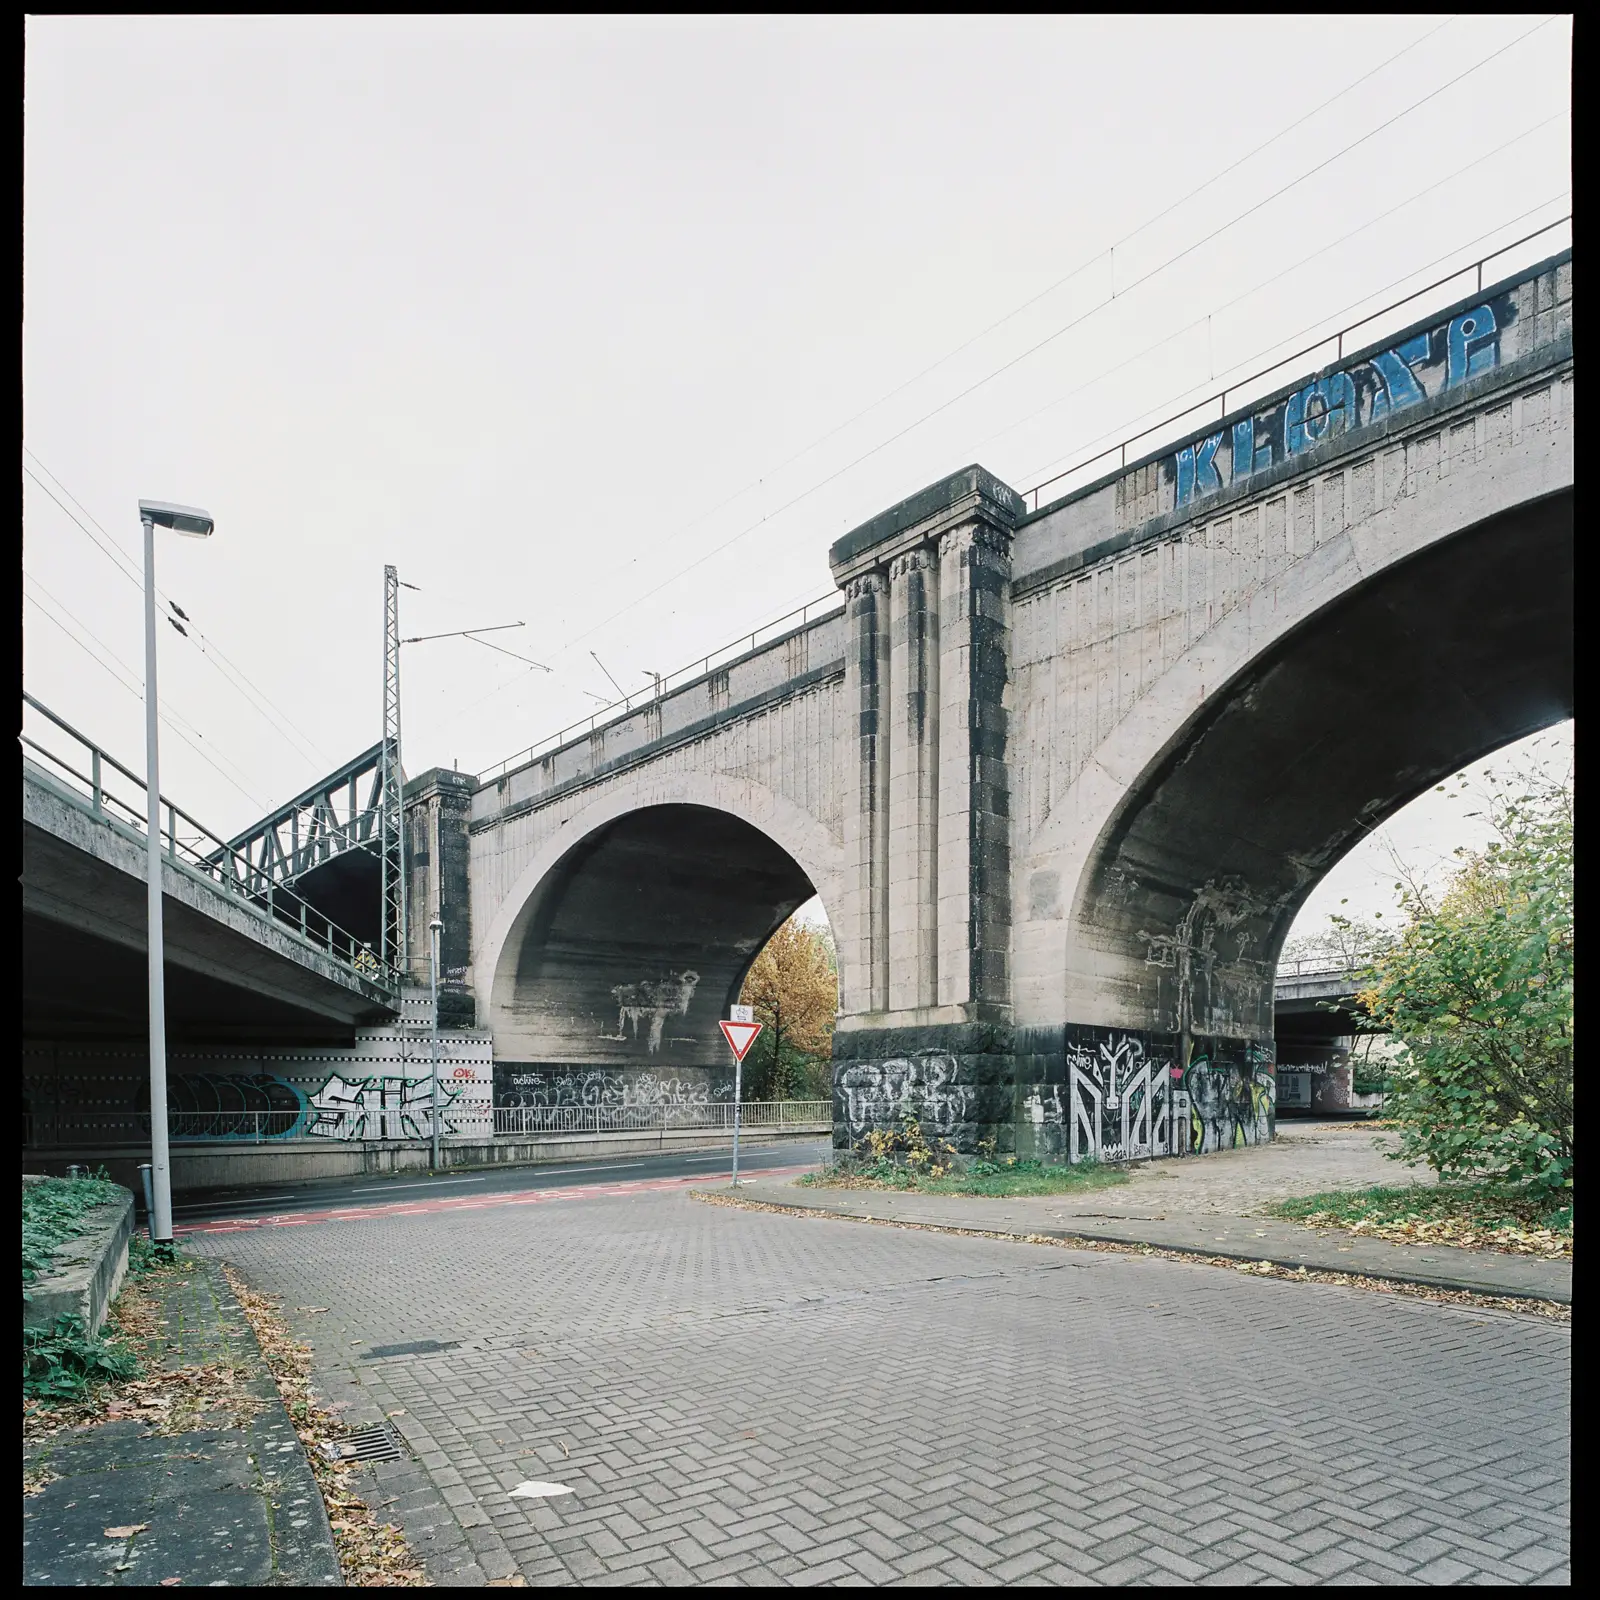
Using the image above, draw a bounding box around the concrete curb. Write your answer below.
[23,1188,135,1333]
[696,1178,1572,1306]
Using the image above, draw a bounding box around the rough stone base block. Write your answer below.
[834,1022,1277,1163]
[832,1023,1016,1154]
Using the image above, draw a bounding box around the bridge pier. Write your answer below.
[829,467,1026,1154]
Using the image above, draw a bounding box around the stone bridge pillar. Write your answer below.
[828,466,1025,1153]
[404,767,476,1028]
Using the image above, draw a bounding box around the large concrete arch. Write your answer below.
[475,774,843,1107]
[1034,489,1572,1051]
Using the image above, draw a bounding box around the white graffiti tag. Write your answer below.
[305,1073,462,1142]
[839,1054,974,1138]
[606,971,700,1053]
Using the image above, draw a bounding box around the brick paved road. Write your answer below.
[189,1189,1570,1586]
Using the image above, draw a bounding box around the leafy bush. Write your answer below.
[1343,772,1572,1197]
[22,1173,125,1287]
[23,1312,140,1401]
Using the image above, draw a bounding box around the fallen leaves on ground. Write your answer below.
[1268,1183,1572,1260]
[103,1524,149,1539]
[22,1260,259,1444]
[223,1265,430,1587]
[23,1464,60,1497]
[1306,1213,1570,1258]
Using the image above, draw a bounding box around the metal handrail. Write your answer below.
[481,595,842,782]
[1023,216,1572,513]
[21,692,400,989]
[1276,958,1366,981]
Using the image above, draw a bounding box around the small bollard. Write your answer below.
[66,1163,85,1180]
[138,1164,156,1241]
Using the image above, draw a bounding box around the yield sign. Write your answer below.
[718,1019,763,1062]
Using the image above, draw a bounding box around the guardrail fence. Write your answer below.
[493,1100,831,1137]
[22,693,399,989]
[22,1101,832,1149]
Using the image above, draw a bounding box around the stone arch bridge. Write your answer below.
[402,252,1571,1161]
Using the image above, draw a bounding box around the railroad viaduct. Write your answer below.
[22,252,1572,1174]
[407,252,1571,1163]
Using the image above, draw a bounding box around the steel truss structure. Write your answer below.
[206,566,407,971]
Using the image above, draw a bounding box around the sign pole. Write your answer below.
[720,1008,762,1192]
[732,1049,742,1188]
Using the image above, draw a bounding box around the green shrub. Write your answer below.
[1342,775,1572,1198]
[23,1312,140,1401]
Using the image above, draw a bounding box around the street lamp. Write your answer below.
[428,915,443,1170]
[138,499,214,1246]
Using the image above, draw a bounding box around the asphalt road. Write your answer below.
[170,1138,833,1225]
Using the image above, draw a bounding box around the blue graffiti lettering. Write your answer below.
[1369,332,1430,419]
[1447,304,1498,387]
[1175,442,1194,506]
[1286,371,1357,456]
[1230,418,1254,485]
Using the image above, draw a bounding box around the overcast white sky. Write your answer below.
[23,15,1572,941]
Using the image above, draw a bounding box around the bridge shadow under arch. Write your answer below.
[1066,486,1573,1050]
[487,803,819,1110]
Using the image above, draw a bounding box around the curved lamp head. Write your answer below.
[138,499,214,538]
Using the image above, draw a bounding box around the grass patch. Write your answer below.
[802,1155,1128,1199]
[1265,1182,1572,1259]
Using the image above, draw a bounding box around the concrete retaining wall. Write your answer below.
[22,1125,829,1198]
[23,1183,134,1333]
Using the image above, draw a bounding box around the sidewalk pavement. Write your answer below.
[709,1175,1572,1304]
[23,1259,340,1588]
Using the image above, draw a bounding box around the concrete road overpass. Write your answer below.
[430,250,1570,1163]
[23,700,399,1044]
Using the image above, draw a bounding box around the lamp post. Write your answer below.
[428,914,443,1170]
[138,498,214,1246]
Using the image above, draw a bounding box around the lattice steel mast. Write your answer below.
[380,565,407,975]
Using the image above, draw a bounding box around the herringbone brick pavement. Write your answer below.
[189,1190,1570,1586]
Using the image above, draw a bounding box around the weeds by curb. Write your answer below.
[690,1191,1571,1322]
[222,1264,431,1588]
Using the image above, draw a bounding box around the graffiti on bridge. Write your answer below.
[1066,1031,1173,1163]
[305,1073,465,1141]
[838,1055,975,1142]
[602,970,700,1053]
[1166,292,1514,513]
[1179,1045,1275,1154]
[493,1066,724,1112]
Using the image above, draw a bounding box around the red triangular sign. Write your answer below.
[718,1019,763,1062]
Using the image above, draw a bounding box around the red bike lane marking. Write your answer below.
[174,1165,810,1236]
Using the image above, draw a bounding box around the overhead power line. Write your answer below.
[23,580,274,812]
[599,15,1465,584]
[21,453,336,773]
[541,14,1564,660]
[969,113,1570,467]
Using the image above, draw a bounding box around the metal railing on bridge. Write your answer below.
[481,597,842,782]
[1022,216,1571,514]
[1276,958,1366,983]
[21,694,400,991]
[494,1100,831,1137]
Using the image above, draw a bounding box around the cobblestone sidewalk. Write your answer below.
[23,1259,339,1587]
[719,1174,1572,1303]
[192,1186,1570,1586]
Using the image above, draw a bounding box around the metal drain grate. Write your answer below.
[318,1424,404,1464]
